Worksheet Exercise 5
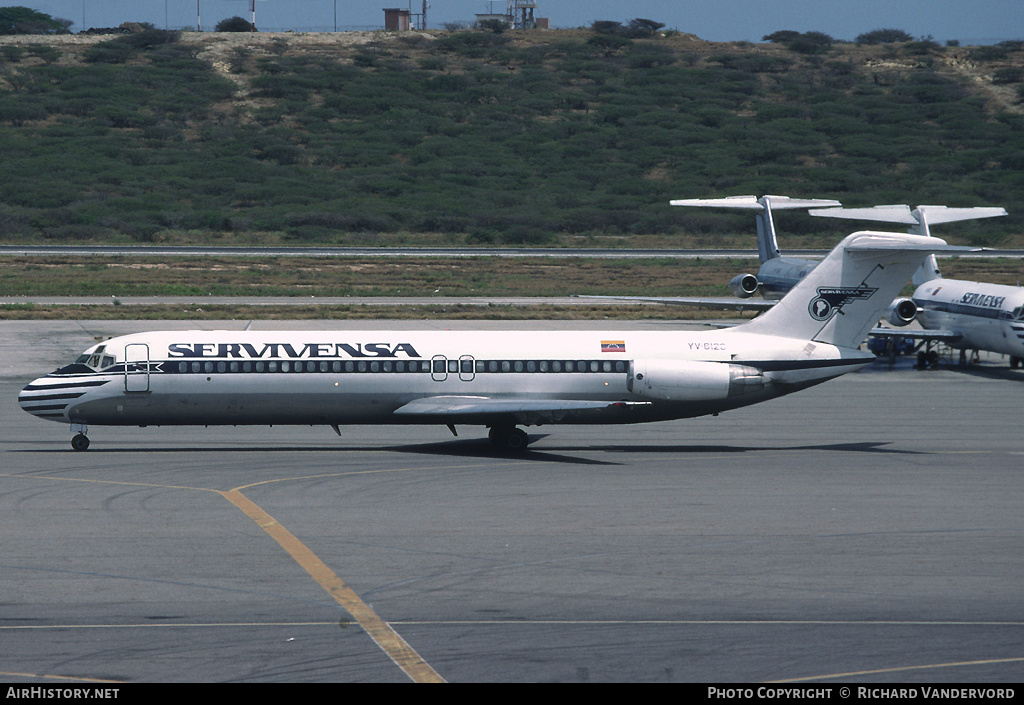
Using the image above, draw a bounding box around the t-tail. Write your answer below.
[808,204,1006,288]
[738,231,969,349]
[670,194,842,264]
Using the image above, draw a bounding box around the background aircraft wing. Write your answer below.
[393,396,648,425]
[869,326,963,342]
[573,294,775,312]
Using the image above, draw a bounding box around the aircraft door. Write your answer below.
[459,355,475,382]
[124,343,150,393]
[431,355,448,382]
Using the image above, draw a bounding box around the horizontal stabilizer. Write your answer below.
[844,242,978,254]
[810,205,1007,237]
[671,195,842,211]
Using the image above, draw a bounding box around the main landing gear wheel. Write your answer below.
[488,425,529,453]
[71,433,90,452]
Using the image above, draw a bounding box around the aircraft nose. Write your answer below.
[19,376,75,421]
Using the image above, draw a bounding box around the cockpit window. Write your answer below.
[75,354,116,370]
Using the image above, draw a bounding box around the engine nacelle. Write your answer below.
[628,359,764,402]
[885,298,918,327]
[729,273,760,299]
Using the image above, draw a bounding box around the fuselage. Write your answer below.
[19,328,872,430]
[756,257,817,300]
[913,278,1024,358]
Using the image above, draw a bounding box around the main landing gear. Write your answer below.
[488,424,530,452]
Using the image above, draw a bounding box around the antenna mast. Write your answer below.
[507,1,537,30]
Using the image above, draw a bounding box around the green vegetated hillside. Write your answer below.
[0,28,1022,249]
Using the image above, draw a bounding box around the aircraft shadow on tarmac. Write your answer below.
[14,437,926,467]
[938,364,1024,383]
[867,356,1024,382]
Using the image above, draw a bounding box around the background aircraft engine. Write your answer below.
[885,298,919,326]
[628,359,764,401]
[728,273,760,298]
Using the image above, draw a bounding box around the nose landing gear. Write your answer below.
[71,424,90,452]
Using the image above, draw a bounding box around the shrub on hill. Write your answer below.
[856,29,913,44]
[216,17,254,33]
[0,6,70,35]
[764,30,834,54]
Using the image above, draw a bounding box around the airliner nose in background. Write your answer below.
[20,229,962,453]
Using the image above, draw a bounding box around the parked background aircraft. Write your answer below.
[20,231,961,452]
[576,195,839,312]
[672,194,841,303]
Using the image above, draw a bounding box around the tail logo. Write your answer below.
[808,286,878,321]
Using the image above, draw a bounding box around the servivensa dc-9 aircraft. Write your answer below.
[20,230,962,452]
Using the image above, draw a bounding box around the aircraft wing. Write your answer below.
[869,327,963,342]
[393,396,648,425]
[573,294,775,312]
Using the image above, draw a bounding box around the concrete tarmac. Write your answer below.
[2,320,1023,683]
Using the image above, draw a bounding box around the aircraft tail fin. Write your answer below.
[670,195,842,264]
[912,254,943,286]
[738,231,969,349]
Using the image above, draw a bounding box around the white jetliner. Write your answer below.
[811,205,1023,368]
[20,231,959,453]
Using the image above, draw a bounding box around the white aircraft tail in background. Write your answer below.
[671,194,842,300]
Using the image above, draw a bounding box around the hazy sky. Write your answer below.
[22,1,1022,44]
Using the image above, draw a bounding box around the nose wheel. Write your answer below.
[71,433,90,452]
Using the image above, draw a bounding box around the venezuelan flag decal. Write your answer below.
[601,340,626,353]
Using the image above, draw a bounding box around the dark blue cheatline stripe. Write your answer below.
[18,392,86,403]
[22,379,111,392]
[19,404,69,412]
[914,298,1008,321]
[159,359,631,375]
[154,357,858,375]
